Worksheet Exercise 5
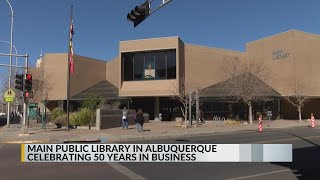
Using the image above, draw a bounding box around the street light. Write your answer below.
[3,0,14,127]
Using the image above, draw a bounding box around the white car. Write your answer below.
[0,112,5,116]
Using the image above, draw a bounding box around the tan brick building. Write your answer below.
[36,30,320,120]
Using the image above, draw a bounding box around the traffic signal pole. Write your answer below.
[23,54,29,128]
[23,54,29,134]
[0,53,28,128]
[127,0,173,27]
[148,0,173,16]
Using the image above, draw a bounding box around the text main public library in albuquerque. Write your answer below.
[37,30,320,121]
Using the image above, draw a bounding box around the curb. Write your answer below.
[1,124,316,144]
[1,139,52,144]
[63,138,103,143]
[0,125,7,132]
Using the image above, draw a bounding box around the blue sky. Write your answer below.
[0,0,320,71]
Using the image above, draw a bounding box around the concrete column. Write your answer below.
[196,89,199,125]
[96,109,101,130]
[278,99,281,119]
[155,97,160,119]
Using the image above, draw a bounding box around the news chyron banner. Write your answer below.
[21,144,292,162]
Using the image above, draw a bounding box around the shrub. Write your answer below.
[70,112,79,127]
[82,94,101,110]
[53,114,68,127]
[50,108,65,122]
[75,108,95,126]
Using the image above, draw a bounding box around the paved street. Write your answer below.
[0,144,131,180]
[121,127,320,180]
[0,127,320,180]
[1,119,317,144]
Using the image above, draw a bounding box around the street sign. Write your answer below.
[29,103,38,108]
[3,89,16,102]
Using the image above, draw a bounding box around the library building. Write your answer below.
[34,30,320,121]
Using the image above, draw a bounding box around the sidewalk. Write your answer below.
[0,119,318,144]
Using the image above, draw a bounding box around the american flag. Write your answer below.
[69,19,75,75]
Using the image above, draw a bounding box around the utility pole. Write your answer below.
[0,53,28,131]
[196,89,199,126]
[4,0,14,128]
[189,90,192,127]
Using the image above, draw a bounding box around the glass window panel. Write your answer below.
[134,53,144,80]
[123,53,133,81]
[166,50,176,79]
[122,49,176,81]
[155,52,166,79]
[144,53,155,80]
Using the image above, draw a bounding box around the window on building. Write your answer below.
[166,50,176,79]
[144,53,155,80]
[134,53,144,80]
[155,52,166,79]
[122,49,176,81]
[123,53,133,81]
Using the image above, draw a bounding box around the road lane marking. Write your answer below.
[226,169,292,180]
[252,135,320,144]
[108,162,147,180]
[0,125,7,132]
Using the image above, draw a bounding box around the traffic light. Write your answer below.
[127,0,150,27]
[25,91,33,98]
[25,73,32,91]
[15,74,24,91]
[24,74,33,98]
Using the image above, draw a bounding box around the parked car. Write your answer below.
[0,112,6,117]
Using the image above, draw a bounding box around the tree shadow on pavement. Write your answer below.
[272,133,320,180]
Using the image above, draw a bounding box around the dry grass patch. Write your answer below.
[224,120,241,126]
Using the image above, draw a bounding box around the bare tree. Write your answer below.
[219,57,273,125]
[27,67,53,104]
[284,80,310,122]
[170,78,197,129]
[109,101,121,109]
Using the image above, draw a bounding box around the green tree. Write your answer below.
[82,94,101,110]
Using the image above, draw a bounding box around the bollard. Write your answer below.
[159,113,162,134]
[258,115,263,132]
[310,113,316,128]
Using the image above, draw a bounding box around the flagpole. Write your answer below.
[67,5,73,131]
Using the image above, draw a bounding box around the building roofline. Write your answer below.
[185,43,244,53]
[43,53,106,63]
[246,29,320,45]
[119,36,181,42]
[74,54,106,63]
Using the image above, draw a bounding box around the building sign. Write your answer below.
[272,49,290,60]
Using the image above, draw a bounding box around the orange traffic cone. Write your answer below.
[258,115,263,132]
[310,113,316,128]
